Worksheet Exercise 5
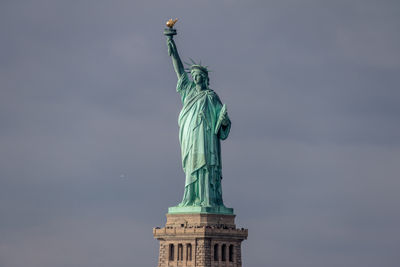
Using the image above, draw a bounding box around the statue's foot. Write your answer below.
[193,199,201,206]
[199,201,212,207]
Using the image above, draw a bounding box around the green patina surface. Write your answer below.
[164,24,233,215]
[168,206,234,215]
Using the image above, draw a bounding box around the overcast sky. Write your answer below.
[1,1,400,267]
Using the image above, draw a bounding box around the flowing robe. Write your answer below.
[176,73,231,207]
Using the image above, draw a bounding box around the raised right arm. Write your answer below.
[166,37,185,79]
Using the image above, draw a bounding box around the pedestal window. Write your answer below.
[186,243,192,261]
[169,244,174,261]
[229,244,234,262]
[214,244,219,261]
[178,244,183,261]
[221,244,226,261]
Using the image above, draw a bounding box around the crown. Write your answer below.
[184,58,211,75]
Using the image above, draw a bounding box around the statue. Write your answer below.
[164,19,233,214]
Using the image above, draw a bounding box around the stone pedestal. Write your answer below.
[153,213,248,267]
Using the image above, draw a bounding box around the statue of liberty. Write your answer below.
[164,19,233,214]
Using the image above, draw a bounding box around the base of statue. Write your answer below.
[153,212,247,267]
[168,205,234,215]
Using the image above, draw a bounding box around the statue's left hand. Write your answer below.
[221,117,229,126]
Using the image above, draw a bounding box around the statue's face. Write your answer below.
[191,70,204,86]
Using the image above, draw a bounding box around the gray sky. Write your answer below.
[1,1,400,267]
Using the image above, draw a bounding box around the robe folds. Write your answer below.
[176,73,231,207]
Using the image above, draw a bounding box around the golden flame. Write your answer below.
[166,18,178,28]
